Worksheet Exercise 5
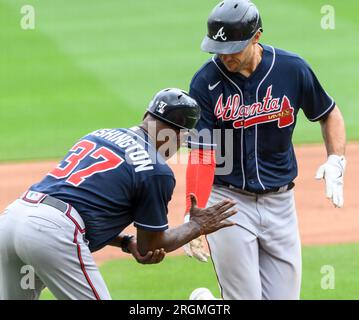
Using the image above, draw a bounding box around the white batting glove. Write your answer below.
[183,214,211,262]
[315,154,346,208]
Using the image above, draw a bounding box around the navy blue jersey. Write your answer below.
[188,44,335,192]
[31,127,175,252]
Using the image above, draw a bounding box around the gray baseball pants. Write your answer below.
[206,185,302,300]
[0,192,111,300]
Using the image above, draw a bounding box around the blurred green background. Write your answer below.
[1,0,358,300]
[1,0,358,161]
[41,243,359,300]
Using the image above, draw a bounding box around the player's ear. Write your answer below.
[253,30,262,44]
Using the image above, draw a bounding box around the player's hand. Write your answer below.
[128,238,166,264]
[183,235,210,262]
[188,193,237,235]
[315,154,346,208]
[183,214,210,262]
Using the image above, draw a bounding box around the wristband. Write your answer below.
[121,235,135,253]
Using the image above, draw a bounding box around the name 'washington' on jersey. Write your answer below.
[188,44,335,192]
[30,127,175,252]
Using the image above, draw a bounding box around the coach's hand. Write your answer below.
[189,193,236,235]
[315,155,346,208]
[128,238,166,264]
[183,195,236,262]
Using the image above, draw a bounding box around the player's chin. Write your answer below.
[224,63,240,73]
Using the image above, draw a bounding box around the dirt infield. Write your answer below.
[1,143,358,264]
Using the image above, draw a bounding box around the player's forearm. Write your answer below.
[136,221,202,255]
[320,105,346,156]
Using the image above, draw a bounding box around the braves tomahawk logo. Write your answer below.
[156,101,167,114]
[212,27,227,41]
[214,86,295,129]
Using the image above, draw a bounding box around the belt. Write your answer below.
[41,195,69,214]
[21,190,69,213]
[222,181,295,196]
[21,190,85,233]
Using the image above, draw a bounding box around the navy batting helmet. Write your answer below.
[201,0,262,54]
[147,88,201,130]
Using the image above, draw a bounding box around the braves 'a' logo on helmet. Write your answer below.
[212,27,227,41]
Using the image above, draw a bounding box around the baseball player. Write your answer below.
[183,0,346,300]
[0,88,237,300]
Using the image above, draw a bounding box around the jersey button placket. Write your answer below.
[243,84,258,191]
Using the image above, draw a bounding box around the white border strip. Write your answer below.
[308,97,335,121]
[134,221,169,229]
[189,141,217,147]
